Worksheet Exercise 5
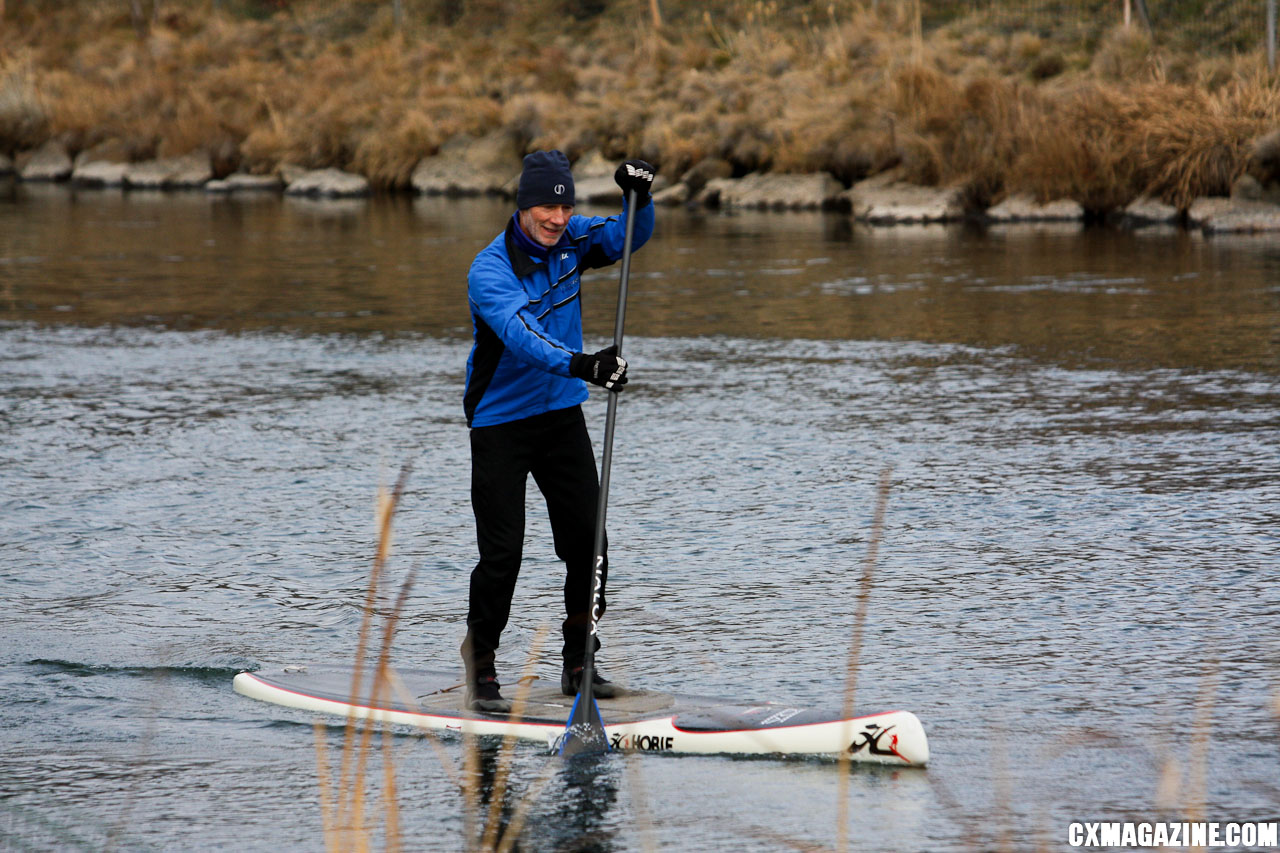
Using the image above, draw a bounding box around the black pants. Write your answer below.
[463,405,606,677]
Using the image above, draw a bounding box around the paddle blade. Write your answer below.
[556,686,610,758]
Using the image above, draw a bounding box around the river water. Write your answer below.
[2,182,1278,851]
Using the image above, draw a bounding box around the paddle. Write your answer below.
[558,187,640,758]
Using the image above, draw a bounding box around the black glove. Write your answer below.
[614,159,656,199]
[570,344,628,392]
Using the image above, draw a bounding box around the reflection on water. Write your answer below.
[2,180,1277,371]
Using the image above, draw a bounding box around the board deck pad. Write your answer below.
[233,664,928,765]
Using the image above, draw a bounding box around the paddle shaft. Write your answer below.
[561,188,638,757]
[583,187,638,674]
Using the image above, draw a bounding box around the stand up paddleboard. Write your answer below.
[233,664,928,766]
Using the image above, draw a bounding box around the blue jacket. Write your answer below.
[464,201,655,428]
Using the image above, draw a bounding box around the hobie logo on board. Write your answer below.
[610,733,674,752]
[848,723,907,762]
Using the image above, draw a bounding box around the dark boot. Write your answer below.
[561,664,621,699]
[465,672,513,713]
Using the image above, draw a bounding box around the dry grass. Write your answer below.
[315,463,414,851]
[1014,77,1280,211]
[3,1,1277,208]
[0,57,49,150]
[835,466,892,853]
[313,462,562,852]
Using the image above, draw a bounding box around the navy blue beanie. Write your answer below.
[516,150,575,209]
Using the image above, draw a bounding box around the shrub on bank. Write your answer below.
[1,0,1277,214]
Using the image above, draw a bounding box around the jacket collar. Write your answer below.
[506,214,575,277]
[505,216,543,278]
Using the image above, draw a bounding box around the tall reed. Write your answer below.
[311,462,564,851]
[314,461,414,851]
[836,466,892,853]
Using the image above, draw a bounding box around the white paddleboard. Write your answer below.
[233,664,928,766]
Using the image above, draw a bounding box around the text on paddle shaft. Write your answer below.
[588,555,604,635]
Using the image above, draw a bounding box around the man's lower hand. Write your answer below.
[570,345,628,392]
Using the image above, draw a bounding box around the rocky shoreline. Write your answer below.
[7,133,1280,235]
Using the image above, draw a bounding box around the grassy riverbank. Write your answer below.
[2,0,1278,212]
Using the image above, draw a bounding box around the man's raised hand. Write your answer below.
[614,159,656,198]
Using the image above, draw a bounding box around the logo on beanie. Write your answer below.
[517,150,575,209]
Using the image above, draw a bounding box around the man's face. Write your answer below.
[519,204,573,248]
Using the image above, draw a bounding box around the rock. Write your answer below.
[986,193,1084,223]
[694,178,727,207]
[172,154,214,187]
[0,153,11,175]
[1249,129,1280,184]
[1186,196,1235,224]
[124,160,171,188]
[700,171,845,210]
[410,132,521,197]
[277,163,308,185]
[573,150,614,178]
[1232,174,1264,201]
[843,172,964,223]
[577,178,672,206]
[228,173,282,191]
[1240,131,1280,207]
[16,140,73,181]
[575,175,622,205]
[680,158,733,195]
[572,150,621,205]
[206,173,283,193]
[124,152,212,189]
[575,154,670,206]
[73,161,129,188]
[1122,196,1180,226]
[1231,173,1280,206]
[653,182,691,206]
[74,139,130,168]
[284,168,370,198]
[275,162,304,184]
[1187,196,1280,234]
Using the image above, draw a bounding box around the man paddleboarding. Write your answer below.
[461,150,656,712]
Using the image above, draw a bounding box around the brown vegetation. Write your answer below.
[2,0,1277,212]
